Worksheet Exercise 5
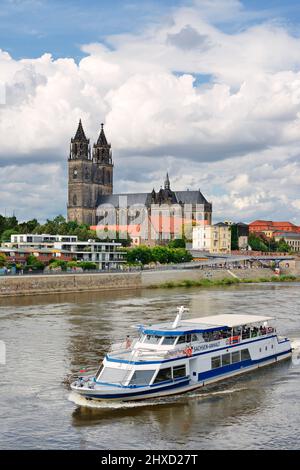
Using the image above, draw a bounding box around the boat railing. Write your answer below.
[108,339,138,353]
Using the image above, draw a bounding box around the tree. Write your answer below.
[276,238,291,253]
[168,238,186,249]
[0,253,7,267]
[1,229,19,243]
[230,225,239,250]
[248,233,268,252]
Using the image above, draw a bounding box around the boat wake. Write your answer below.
[291,339,300,365]
[68,386,247,410]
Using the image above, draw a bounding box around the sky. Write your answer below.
[0,0,300,223]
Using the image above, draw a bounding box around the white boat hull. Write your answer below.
[71,349,292,402]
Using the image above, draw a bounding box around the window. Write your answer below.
[241,349,251,361]
[177,334,191,344]
[73,169,78,179]
[154,367,172,384]
[162,336,176,345]
[129,370,155,386]
[98,367,128,384]
[173,365,186,379]
[144,335,162,345]
[191,333,200,342]
[231,351,241,363]
[222,353,231,366]
[211,356,221,369]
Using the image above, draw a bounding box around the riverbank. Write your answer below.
[0,266,299,297]
[149,274,300,289]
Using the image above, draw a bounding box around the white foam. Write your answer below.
[67,386,247,409]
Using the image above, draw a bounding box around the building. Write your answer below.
[225,222,249,250]
[273,232,300,252]
[67,121,212,241]
[192,223,231,254]
[249,220,300,238]
[4,234,126,270]
[10,234,78,246]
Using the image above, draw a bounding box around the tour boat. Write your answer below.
[70,307,292,401]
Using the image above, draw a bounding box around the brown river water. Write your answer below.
[0,283,300,450]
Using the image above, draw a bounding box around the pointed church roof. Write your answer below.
[74,119,88,142]
[164,172,170,190]
[97,123,108,146]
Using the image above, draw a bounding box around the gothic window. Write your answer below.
[85,167,89,179]
[73,194,77,206]
[73,168,78,179]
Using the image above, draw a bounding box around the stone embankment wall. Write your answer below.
[0,272,142,297]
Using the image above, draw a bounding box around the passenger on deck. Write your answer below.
[125,335,132,349]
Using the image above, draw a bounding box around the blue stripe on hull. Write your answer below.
[83,379,190,400]
[198,349,292,382]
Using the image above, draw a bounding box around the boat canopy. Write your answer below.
[141,314,273,336]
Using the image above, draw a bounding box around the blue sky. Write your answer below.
[1,0,300,60]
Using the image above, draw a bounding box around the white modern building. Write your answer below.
[5,234,126,270]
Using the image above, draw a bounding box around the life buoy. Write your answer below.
[184,346,193,357]
[228,336,240,345]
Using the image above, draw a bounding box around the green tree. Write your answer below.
[1,228,19,242]
[0,253,7,267]
[168,238,186,249]
[276,238,291,253]
[248,233,268,252]
[230,225,239,250]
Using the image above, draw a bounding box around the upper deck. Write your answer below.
[141,314,273,336]
[106,314,276,364]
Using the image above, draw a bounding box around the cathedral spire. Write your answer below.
[164,172,170,190]
[97,123,108,146]
[74,119,88,142]
[93,123,112,165]
[70,119,90,160]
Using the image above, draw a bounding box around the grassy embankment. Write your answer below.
[150,274,300,289]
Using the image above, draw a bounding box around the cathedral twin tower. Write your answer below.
[67,120,113,225]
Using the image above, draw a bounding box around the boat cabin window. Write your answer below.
[129,369,155,386]
[97,367,129,384]
[211,356,221,369]
[191,333,202,342]
[231,351,241,363]
[241,349,251,361]
[173,365,186,379]
[222,353,231,366]
[154,367,172,384]
[212,349,251,370]
[162,336,176,345]
[144,334,162,345]
[177,334,192,344]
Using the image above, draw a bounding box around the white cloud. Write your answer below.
[0,0,300,222]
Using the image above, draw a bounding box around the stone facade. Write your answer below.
[67,122,212,233]
[67,121,113,225]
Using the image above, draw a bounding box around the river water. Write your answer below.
[0,283,300,450]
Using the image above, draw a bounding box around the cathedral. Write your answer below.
[67,120,212,235]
